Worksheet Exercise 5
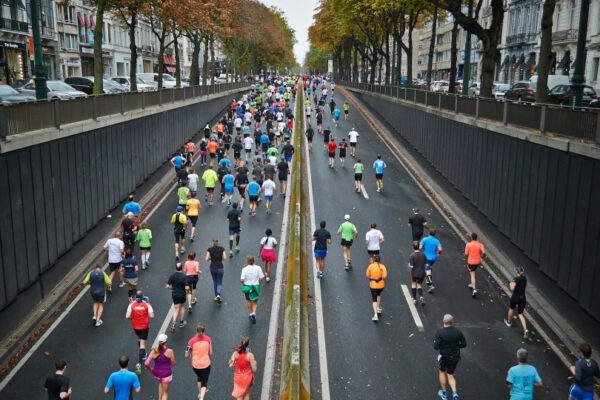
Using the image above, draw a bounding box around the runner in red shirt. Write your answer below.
[327,139,337,169]
[126,290,155,375]
[464,233,485,298]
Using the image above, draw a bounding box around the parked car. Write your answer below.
[137,73,177,88]
[0,82,36,104]
[529,74,570,91]
[504,81,537,102]
[64,77,127,94]
[111,76,155,91]
[18,80,87,100]
[467,81,480,96]
[431,80,449,92]
[493,83,511,100]
[547,84,598,107]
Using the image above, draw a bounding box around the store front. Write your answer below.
[80,45,94,76]
[42,45,57,80]
[0,41,27,86]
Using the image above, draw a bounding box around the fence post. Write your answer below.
[0,106,7,139]
[92,96,97,120]
[454,95,458,114]
[539,105,546,133]
[53,99,61,128]
[141,91,145,109]
[159,89,163,106]
[475,97,480,118]
[503,101,508,125]
[595,112,600,144]
[439,94,442,110]
[120,93,125,114]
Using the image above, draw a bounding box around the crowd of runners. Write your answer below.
[42,75,599,400]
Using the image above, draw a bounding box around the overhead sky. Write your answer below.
[260,0,320,65]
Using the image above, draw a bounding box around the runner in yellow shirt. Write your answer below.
[201,165,219,206]
[186,192,202,241]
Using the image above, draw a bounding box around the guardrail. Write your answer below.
[0,82,248,139]
[341,81,600,144]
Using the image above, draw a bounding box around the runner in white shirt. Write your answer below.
[258,229,278,281]
[262,178,277,214]
[348,127,359,157]
[103,232,125,289]
[187,169,199,192]
[234,116,243,135]
[305,105,312,124]
[240,255,265,324]
[244,111,253,124]
[243,136,254,161]
[365,223,385,263]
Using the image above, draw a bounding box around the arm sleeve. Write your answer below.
[83,272,91,283]
[506,369,514,384]
[133,374,140,389]
[105,374,113,389]
[146,303,154,314]
[382,267,388,280]
[458,332,467,348]
[104,273,111,285]
[534,369,542,383]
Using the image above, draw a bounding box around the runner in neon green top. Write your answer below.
[353,158,364,193]
[177,184,190,206]
[267,146,278,157]
[201,165,219,205]
[343,101,350,120]
[136,222,153,269]
[337,214,358,270]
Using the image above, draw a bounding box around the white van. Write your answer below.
[137,73,177,88]
[529,74,570,90]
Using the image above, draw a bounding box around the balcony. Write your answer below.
[552,29,578,43]
[505,32,538,46]
[0,17,28,33]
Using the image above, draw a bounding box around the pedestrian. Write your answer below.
[348,127,359,157]
[305,123,314,150]
[104,231,125,290]
[170,206,187,260]
[506,348,543,400]
[136,222,152,269]
[312,220,332,279]
[337,214,358,270]
[126,290,154,375]
[201,165,219,206]
[206,238,227,303]
[408,241,427,305]
[121,249,139,301]
[464,233,485,297]
[338,138,347,167]
[241,255,265,324]
[145,334,175,400]
[186,191,201,242]
[185,252,201,313]
[229,337,258,400]
[262,176,277,214]
[44,360,72,399]
[104,355,141,399]
[434,314,467,400]
[166,262,189,332]
[121,212,137,251]
[503,266,530,339]
[327,138,337,168]
[420,229,443,293]
[408,208,428,241]
[365,223,384,264]
[353,158,364,193]
[82,263,110,327]
[185,323,212,400]
[187,168,200,193]
[365,255,388,322]
[258,229,277,282]
[227,202,242,256]
[569,343,600,400]
[373,154,387,192]
[122,194,141,217]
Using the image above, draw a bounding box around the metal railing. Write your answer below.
[0,17,28,32]
[341,81,600,143]
[0,82,248,138]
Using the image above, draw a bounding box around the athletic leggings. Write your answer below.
[210,268,224,296]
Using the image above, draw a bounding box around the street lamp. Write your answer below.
[462,0,474,95]
[30,0,47,100]
[570,0,590,107]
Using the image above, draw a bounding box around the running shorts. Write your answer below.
[411,232,423,241]
[438,357,459,374]
[411,275,424,284]
[225,187,234,194]
[193,366,211,386]
[278,174,287,182]
[367,249,380,255]
[186,275,199,289]
[209,153,215,159]
[339,149,346,158]
[354,173,363,181]
[172,295,186,305]
[510,295,526,314]
[350,142,357,147]
[314,249,327,259]
[249,195,258,202]
[237,187,246,197]
[370,288,384,302]
[375,173,383,180]
[344,110,348,114]
[467,264,480,272]
[174,231,185,243]
[569,385,594,400]
[188,216,198,227]
[265,195,273,201]
[234,152,241,158]
[206,187,214,193]
[328,152,335,158]
[285,156,292,162]
[134,328,149,341]
[124,277,138,286]
[139,246,151,250]
[341,239,353,247]
[229,228,241,235]
[425,259,436,271]
[91,292,105,303]
[109,262,122,272]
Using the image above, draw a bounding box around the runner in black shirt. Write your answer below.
[504,266,529,339]
[232,137,243,167]
[205,238,227,302]
[305,124,314,150]
[277,158,289,196]
[282,140,295,163]
[408,208,428,241]
[227,202,242,256]
[408,242,427,305]
[44,360,71,400]
[312,220,332,279]
[434,314,466,400]
[167,263,189,332]
[234,169,249,211]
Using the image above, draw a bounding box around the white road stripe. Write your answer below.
[360,184,369,199]
[305,111,332,400]
[401,284,425,332]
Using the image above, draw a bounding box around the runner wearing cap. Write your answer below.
[170,206,187,260]
[312,220,332,279]
[337,215,358,270]
[145,333,175,399]
[126,290,154,375]
[504,266,530,339]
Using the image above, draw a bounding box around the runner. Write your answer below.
[170,152,186,173]
[365,223,384,263]
[261,176,277,214]
[305,103,312,125]
[185,323,212,400]
[333,106,341,128]
[569,343,600,400]
[177,182,190,209]
[170,206,187,260]
[226,202,242,256]
[282,139,295,163]
[408,241,427,305]
[337,214,358,270]
[199,139,208,167]
[186,139,196,164]
[464,233,485,298]
[233,136,244,167]
[258,229,277,282]
[121,212,138,251]
[234,165,249,211]
[329,97,335,115]
[306,123,314,150]
[207,139,218,167]
[144,334,175,400]
[186,191,201,242]
[82,263,110,327]
[365,255,388,322]
[343,101,350,119]
[201,165,218,206]
[246,176,261,217]
[126,290,154,375]
[104,355,141,398]
[276,157,289,196]
[434,314,467,400]
[121,249,139,302]
[353,158,364,193]
[323,125,331,149]
[229,337,258,400]
[241,255,265,323]
[312,220,332,279]
[217,161,229,203]
[408,208,428,241]
[187,168,199,194]
[316,110,323,133]
[122,194,141,217]
[420,229,443,293]
[503,266,530,339]
[166,262,189,332]
[104,231,125,290]
[373,154,387,192]
[184,252,200,313]
[338,138,347,167]
[205,238,227,303]
[44,360,72,400]
[223,132,232,157]
[223,169,235,207]
[347,128,359,158]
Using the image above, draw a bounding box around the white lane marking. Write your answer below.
[360,184,369,199]
[260,102,296,400]
[401,284,425,332]
[150,305,175,348]
[305,110,332,400]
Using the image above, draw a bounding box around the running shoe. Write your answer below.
[472,289,478,297]
[344,264,349,271]
[216,295,221,303]
[452,393,459,400]
[188,306,192,313]
[190,237,194,243]
[204,194,208,202]
[145,261,150,268]
[428,285,435,293]
[420,297,426,306]
[180,247,186,254]
[214,296,219,302]
[377,307,382,314]
[142,263,147,270]
[236,245,240,252]
[438,390,448,399]
[523,330,530,340]
[413,298,417,305]
[92,316,96,326]
[170,321,176,333]
[250,314,257,324]
[467,283,473,289]
[503,318,512,327]
[107,285,112,293]
[209,201,213,206]
[376,188,380,193]
[230,250,233,257]
[135,363,142,376]
[372,314,378,322]
[192,298,197,305]
[175,254,180,261]
[380,183,383,189]
[179,320,187,328]
[316,271,323,279]
[118,282,125,288]
[95,319,103,327]
[266,276,270,283]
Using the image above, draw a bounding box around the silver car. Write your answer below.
[18,80,87,100]
[111,76,155,91]
[0,83,36,104]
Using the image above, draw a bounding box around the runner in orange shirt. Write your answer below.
[365,255,388,322]
[464,233,485,298]
[207,139,219,167]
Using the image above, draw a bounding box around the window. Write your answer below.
[569,0,575,29]
[592,57,599,82]
[554,4,561,31]
[63,5,75,23]
[65,34,77,50]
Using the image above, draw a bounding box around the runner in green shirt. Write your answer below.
[177,184,190,206]
[267,146,279,158]
[343,101,350,120]
[201,165,219,205]
[337,214,358,270]
[136,222,152,269]
[353,158,364,193]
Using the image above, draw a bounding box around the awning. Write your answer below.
[166,66,176,73]
[163,55,175,65]
[77,12,84,27]
[501,55,510,70]
[90,16,95,29]
[557,50,571,69]
[84,15,90,29]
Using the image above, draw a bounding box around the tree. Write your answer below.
[93,0,108,95]
[536,0,557,103]
[113,0,148,92]
[426,4,438,89]
[449,19,459,92]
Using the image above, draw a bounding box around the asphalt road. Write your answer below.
[304,86,571,399]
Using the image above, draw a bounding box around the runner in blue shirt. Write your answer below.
[223,171,235,207]
[104,355,141,397]
[506,348,543,400]
[219,158,231,170]
[333,108,341,128]
[122,194,141,217]
[170,153,186,172]
[260,133,270,158]
[420,229,442,293]
[246,176,262,217]
[373,154,387,193]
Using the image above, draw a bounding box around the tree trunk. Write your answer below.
[157,43,165,89]
[93,0,106,95]
[190,33,199,86]
[174,33,181,88]
[536,0,556,103]
[362,53,368,83]
[370,50,378,84]
[129,12,137,92]
[202,36,209,86]
[395,31,402,85]
[353,46,358,82]
[480,40,497,98]
[385,35,391,85]
[426,5,438,89]
[210,35,215,85]
[449,20,458,93]
[406,26,414,85]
